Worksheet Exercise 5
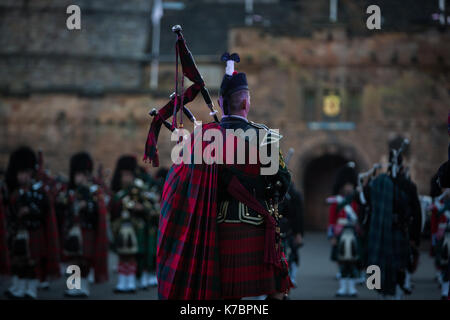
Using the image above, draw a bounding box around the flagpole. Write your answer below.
[150,0,162,89]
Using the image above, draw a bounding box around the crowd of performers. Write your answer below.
[0,145,305,301]
[327,139,450,300]
[0,147,166,299]
[1,143,448,301]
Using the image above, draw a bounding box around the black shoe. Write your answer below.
[8,293,25,300]
[114,288,127,294]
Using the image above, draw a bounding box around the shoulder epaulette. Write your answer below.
[249,121,269,131]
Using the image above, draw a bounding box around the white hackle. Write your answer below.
[226,60,234,76]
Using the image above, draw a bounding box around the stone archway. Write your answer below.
[298,142,367,231]
[303,154,349,230]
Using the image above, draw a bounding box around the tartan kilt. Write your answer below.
[29,228,47,259]
[392,229,410,270]
[135,220,156,272]
[146,226,157,271]
[218,222,291,299]
[358,233,369,269]
[81,228,96,262]
[136,226,158,273]
[28,227,47,278]
[135,220,146,255]
[435,238,449,269]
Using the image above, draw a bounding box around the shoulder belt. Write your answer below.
[249,121,283,146]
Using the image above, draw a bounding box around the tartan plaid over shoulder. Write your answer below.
[367,173,409,295]
[44,190,61,278]
[157,122,222,300]
[93,187,109,283]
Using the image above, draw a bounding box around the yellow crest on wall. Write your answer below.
[323,94,341,117]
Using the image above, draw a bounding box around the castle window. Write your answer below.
[346,87,362,121]
[303,87,317,122]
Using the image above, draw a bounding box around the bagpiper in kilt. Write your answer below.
[3,146,60,299]
[429,174,450,299]
[434,112,450,299]
[278,182,304,289]
[110,155,160,293]
[217,117,292,299]
[215,55,292,299]
[327,163,361,298]
[155,53,292,299]
[56,152,108,297]
[365,148,421,299]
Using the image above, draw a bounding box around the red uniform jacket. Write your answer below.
[430,199,450,245]
[328,197,360,237]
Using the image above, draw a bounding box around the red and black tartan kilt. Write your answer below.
[81,228,96,263]
[218,222,291,299]
[28,227,47,279]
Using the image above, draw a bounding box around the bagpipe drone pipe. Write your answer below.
[143,25,220,167]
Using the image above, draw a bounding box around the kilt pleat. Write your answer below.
[82,229,96,261]
[218,222,291,299]
[29,228,47,260]
[28,227,47,278]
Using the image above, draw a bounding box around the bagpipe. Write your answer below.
[352,138,409,228]
[36,149,70,206]
[12,151,54,230]
[355,137,410,198]
[143,25,220,167]
[92,164,110,196]
[390,138,410,179]
[357,163,382,205]
[36,149,59,196]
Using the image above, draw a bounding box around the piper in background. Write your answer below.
[57,152,108,297]
[429,175,450,299]
[3,147,60,299]
[279,182,304,289]
[0,175,9,280]
[278,148,304,290]
[110,155,160,293]
[327,162,361,298]
[366,141,420,299]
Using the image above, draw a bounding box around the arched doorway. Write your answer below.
[303,154,352,231]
